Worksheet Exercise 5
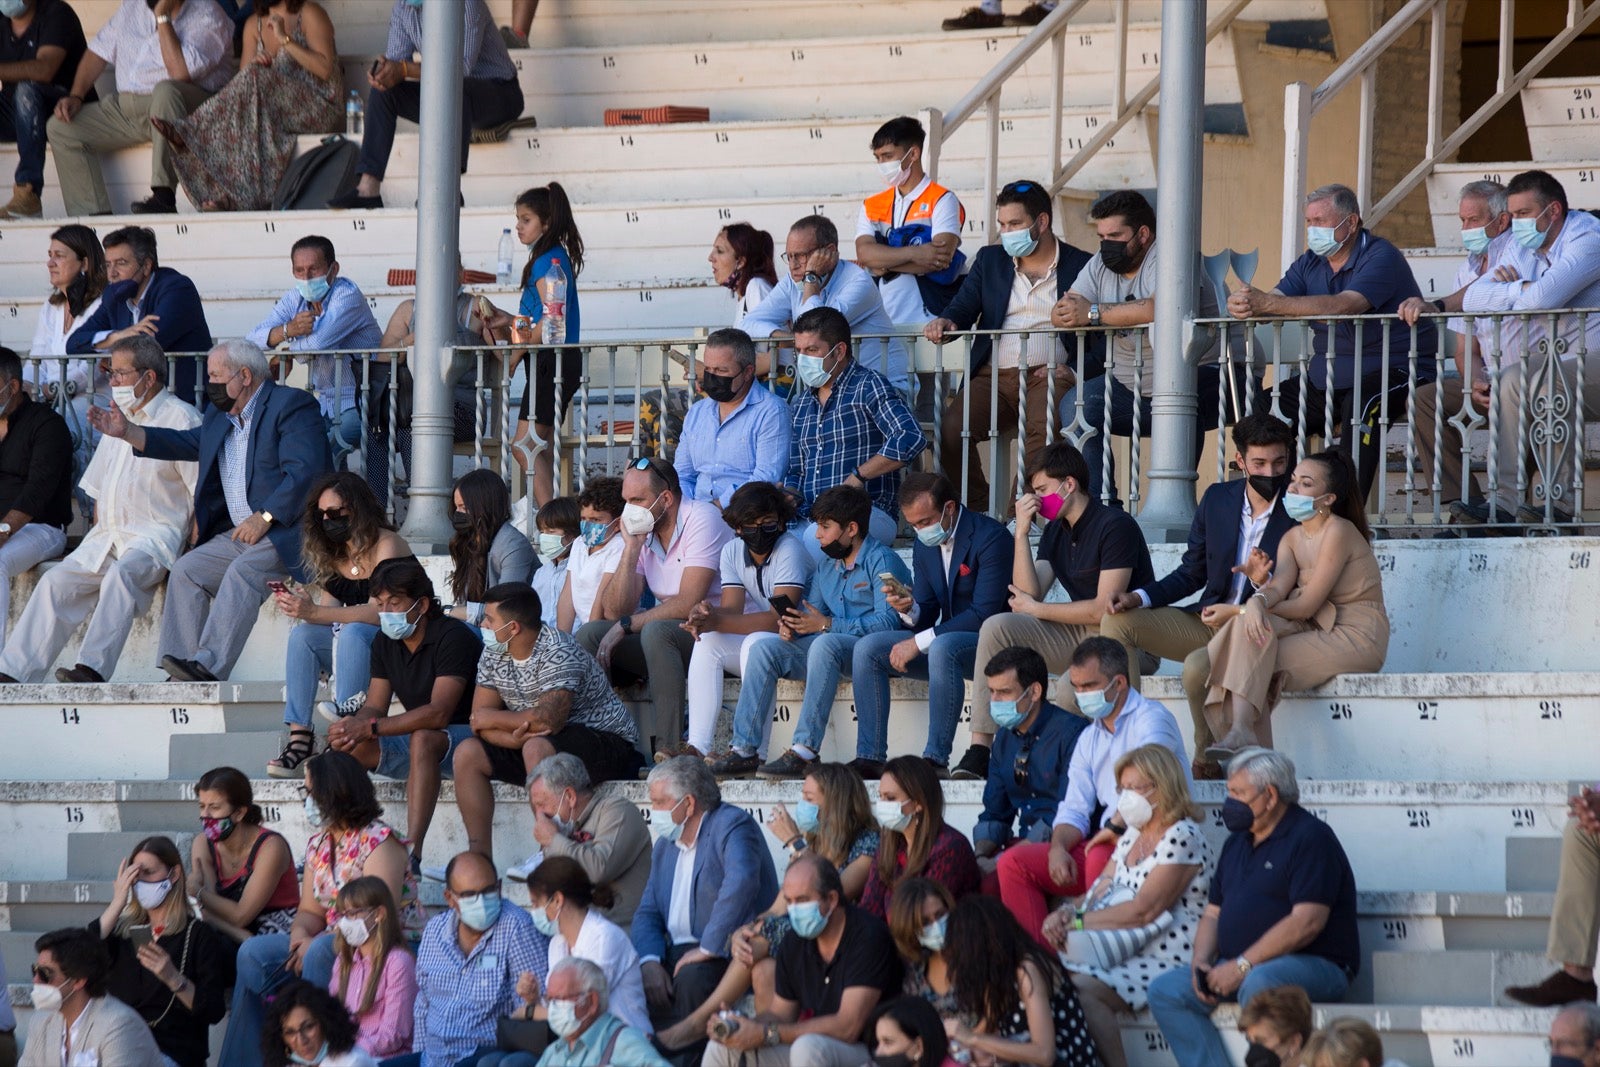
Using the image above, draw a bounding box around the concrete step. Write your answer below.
[1426,159,1600,246]
[1372,949,1552,1008]
[1505,836,1563,892]
[1520,76,1600,163]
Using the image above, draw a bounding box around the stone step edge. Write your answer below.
[0,681,283,704]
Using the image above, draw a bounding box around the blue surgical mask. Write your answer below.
[1000,226,1038,258]
[547,998,582,1038]
[0,0,28,19]
[793,800,820,834]
[796,347,836,390]
[1282,492,1319,523]
[296,274,331,303]
[991,692,1031,731]
[379,600,422,640]
[530,899,560,938]
[480,620,512,655]
[1306,214,1351,257]
[1461,226,1491,255]
[289,1042,329,1066]
[918,914,948,952]
[650,796,688,843]
[457,891,501,932]
[788,900,829,939]
[1076,683,1116,720]
[1512,204,1552,249]
[915,505,955,547]
[304,794,325,830]
[580,519,614,547]
[402,0,423,7]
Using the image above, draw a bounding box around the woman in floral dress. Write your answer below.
[158,0,341,211]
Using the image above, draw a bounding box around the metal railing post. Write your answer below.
[397,0,465,550]
[1142,0,1206,537]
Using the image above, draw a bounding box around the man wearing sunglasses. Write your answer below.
[21,927,163,1067]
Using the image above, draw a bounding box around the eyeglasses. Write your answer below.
[455,882,501,902]
[107,367,144,383]
[31,965,56,982]
[281,1020,321,1042]
[780,242,833,264]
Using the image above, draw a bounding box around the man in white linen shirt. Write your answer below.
[996,636,1190,942]
[45,0,232,216]
[1457,169,1600,529]
[0,336,199,684]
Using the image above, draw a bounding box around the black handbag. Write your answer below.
[495,1015,550,1056]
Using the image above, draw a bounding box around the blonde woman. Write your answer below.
[329,876,416,1060]
[1046,744,1212,1067]
[96,837,235,1067]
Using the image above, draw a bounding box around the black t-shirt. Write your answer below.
[94,917,235,1067]
[369,613,483,725]
[1210,804,1361,975]
[774,904,903,1035]
[1036,497,1155,601]
[0,0,87,93]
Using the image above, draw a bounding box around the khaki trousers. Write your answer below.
[46,81,213,215]
[1549,816,1600,967]
[1100,606,1216,753]
[1410,376,1480,506]
[940,366,1059,511]
[971,612,1093,733]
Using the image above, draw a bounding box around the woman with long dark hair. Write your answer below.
[860,756,980,920]
[524,857,649,1034]
[943,896,1099,1067]
[887,877,957,1015]
[868,996,953,1067]
[30,224,107,479]
[269,472,412,778]
[1200,449,1389,758]
[708,222,777,327]
[96,836,236,1067]
[261,979,376,1067]
[189,766,299,942]
[447,468,534,626]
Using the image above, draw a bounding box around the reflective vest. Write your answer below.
[862,181,967,289]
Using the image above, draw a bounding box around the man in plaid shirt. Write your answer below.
[782,306,925,555]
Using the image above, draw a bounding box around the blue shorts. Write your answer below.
[376,723,475,780]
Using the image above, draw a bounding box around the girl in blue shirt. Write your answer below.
[506,182,585,505]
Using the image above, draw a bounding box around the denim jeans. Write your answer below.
[283,621,379,729]
[379,1051,497,1067]
[852,628,978,764]
[731,632,857,755]
[219,931,338,1067]
[0,80,67,190]
[1146,953,1350,1067]
[1059,366,1226,503]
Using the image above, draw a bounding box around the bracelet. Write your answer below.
[1251,591,1269,606]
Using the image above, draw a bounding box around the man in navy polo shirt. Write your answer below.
[1147,747,1359,1067]
[1228,183,1437,496]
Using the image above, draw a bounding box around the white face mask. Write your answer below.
[874,797,912,832]
[620,496,661,536]
[336,914,372,948]
[537,531,571,564]
[1117,788,1154,831]
[135,876,173,912]
[30,980,69,1013]
[111,381,147,412]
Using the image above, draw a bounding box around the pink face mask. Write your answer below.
[1038,483,1069,521]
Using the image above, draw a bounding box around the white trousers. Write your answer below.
[702,1035,871,1067]
[685,630,782,756]
[0,523,69,649]
[0,545,165,681]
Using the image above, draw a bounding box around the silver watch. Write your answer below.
[1088,302,1102,327]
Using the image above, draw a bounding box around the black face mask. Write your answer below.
[820,535,854,561]
[700,368,744,404]
[205,380,236,412]
[449,511,473,533]
[321,517,352,543]
[1247,472,1288,501]
[871,1055,915,1067]
[740,523,783,557]
[1100,236,1143,275]
[1243,1042,1282,1067]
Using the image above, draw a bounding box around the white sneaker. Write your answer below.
[316,692,367,724]
[507,850,545,882]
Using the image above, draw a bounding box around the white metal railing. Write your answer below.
[36,306,1597,539]
[922,0,1253,236]
[1280,0,1600,267]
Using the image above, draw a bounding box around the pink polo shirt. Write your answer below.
[637,499,733,606]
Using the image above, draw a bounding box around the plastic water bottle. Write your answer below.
[345,90,363,137]
[496,229,515,285]
[541,259,567,345]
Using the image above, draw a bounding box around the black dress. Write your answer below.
[94,917,236,1067]
[993,960,1101,1067]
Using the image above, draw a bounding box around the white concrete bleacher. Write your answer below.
[0,1,1587,1062]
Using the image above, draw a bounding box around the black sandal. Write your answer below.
[267,729,316,779]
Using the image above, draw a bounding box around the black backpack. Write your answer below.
[272,135,359,211]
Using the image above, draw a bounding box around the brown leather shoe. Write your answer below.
[1192,758,1225,781]
[1505,969,1598,1006]
[0,182,41,219]
[942,6,1005,30]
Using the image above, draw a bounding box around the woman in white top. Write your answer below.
[29,224,107,482]
[557,475,625,633]
[522,856,651,1035]
[1045,743,1213,1067]
[708,222,777,328]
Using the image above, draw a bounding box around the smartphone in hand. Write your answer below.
[879,572,911,599]
[768,594,797,616]
[266,580,290,596]
[129,924,153,949]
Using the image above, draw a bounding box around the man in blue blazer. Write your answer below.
[67,227,211,406]
[634,756,778,1065]
[89,339,329,685]
[1100,414,1297,777]
[851,471,1013,777]
[924,178,1101,509]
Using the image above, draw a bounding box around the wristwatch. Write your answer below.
[764,1022,782,1048]
[0,523,11,535]
[155,13,171,24]
[260,511,275,526]
[1235,955,1253,976]
[1088,302,1103,327]
[619,615,635,635]
[369,719,380,738]
[803,271,823,286]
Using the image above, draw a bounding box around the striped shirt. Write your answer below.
[90,0,232,94]
[414,906,550,1067]
[386,0,518,82]
[992,256,1059,371]
[220,383,266,527]
[477,627,639,743]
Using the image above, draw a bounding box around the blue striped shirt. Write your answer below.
[414,906,550,1067]
[386,0,518,82]
[220,382,266,527]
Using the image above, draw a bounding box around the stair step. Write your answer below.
[1426,159,1600,245]
[1372,949,1551,1007]
[1520,76,1600,163]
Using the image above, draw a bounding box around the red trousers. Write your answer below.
[992,839,1116,946]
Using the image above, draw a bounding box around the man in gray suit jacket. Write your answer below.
[21,927,165,1066]
[634,756,778,1066]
